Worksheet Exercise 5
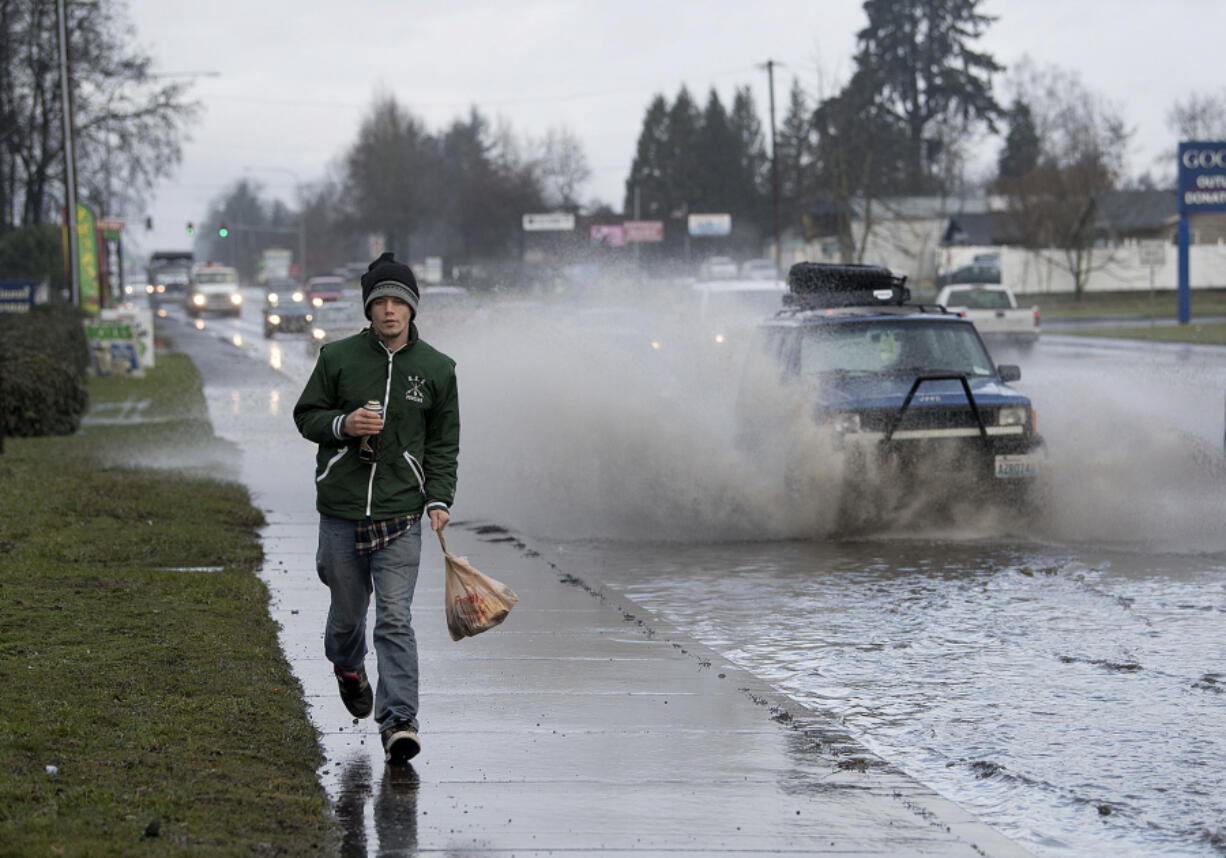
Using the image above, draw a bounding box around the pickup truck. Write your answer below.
[935,283,1040,349]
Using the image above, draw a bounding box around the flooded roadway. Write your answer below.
[157,287,1226,856]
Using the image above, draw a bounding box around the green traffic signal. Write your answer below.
[186,222,195,236]
[218,223,229,238]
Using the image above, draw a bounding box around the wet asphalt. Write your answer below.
[167,313,1032,856]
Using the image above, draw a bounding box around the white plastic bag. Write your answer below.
[440,532,518,641]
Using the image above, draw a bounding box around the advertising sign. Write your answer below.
[522,212,576,231]
[623,220,664,243]
[0,280,37,314]
[590,225,626,247]
[687,213,732,237]
[75,202,101,313]
[1177,141,1226,214]
[1138,240,1166,267]
[86,308,155,376]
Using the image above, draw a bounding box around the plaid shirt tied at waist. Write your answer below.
[355,514,420,555]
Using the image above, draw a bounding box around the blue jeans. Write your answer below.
[316,514,421,730]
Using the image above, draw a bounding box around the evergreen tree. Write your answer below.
[850,0,1003,193]
[775,79,816,234]
[729,85,770,235]
[997,99,1040,180]
[624,94,671,219]
[694,88,740,212]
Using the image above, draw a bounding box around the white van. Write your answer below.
[187,264,242,317]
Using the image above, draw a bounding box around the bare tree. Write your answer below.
[535,126,590,210]
[994,58,1132,297]
[1167,89,1226,142]
[0,0,199,230]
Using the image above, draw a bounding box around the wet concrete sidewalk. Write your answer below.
[172,320,1032,856]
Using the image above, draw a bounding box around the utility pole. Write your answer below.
[56,0,79,306]
[761,59,782,276]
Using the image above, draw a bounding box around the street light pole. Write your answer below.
[56,0,79,306]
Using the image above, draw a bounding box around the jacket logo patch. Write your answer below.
[404,375,426,403]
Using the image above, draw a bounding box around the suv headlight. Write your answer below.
[230,293,243,305]
[998,406,1028,427]
[829,412,861,433]
[267,292,279,305]
[191,294,205,306]
[311,327,326,340]
[291,290,304,303]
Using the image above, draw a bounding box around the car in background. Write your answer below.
[307,297,368,356]
[186,263,242,317]
[306,275,346,307]
[698,256,738,280]
[262,278,312,338]
[691,278,787,345]
[739,258,780,280]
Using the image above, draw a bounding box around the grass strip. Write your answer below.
[1051,320,1226,346]
[1030,288,1226,319]
[0,351,337,856]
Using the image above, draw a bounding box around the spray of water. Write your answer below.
[431,285,1226,550]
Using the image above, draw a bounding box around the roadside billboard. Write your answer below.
[522,212,576,231]
[687,213,732,237]
[1177,141,1226,214]
[623,220,664,243]
[590,225,625,247]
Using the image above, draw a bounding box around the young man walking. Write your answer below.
[293,252,460,765]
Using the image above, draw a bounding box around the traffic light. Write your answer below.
[186,222,195,236]
[218,222,229,238]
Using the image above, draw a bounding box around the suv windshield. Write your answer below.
[797,320,995,377]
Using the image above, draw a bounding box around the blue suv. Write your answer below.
[738,263,1044,524]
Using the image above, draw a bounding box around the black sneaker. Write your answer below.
[334,666,373,719]
[381,722,421,765]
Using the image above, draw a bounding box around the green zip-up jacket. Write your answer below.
[293,323,459,521]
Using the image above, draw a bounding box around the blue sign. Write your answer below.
[1177,141,1226,214]
[0,280,36,314]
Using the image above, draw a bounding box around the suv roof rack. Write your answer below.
[785,262,910,308]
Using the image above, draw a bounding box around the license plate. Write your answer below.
[995,454,1039,479]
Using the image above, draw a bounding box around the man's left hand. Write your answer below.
[429,508,450,532]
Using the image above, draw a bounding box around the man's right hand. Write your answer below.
[344,407,384,437]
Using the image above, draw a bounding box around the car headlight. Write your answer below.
[311,297,323,307]
[156,284,166,293]
[267,314,282,325]
[230,293,243,305]
[311,328,326,340]
[145,284,155,294]
[192,294,205,306]
[998,406,1028,427]
[267,293,279,305]
[305,313,313,322]
[291,291,304,303]
[829,412,861,433]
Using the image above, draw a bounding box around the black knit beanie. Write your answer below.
[360,252,420,319]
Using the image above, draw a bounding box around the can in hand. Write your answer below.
[358,399,383,463]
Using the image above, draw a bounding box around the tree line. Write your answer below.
[4,0,1226,291]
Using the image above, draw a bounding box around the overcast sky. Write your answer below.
[124,0,1224,258]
